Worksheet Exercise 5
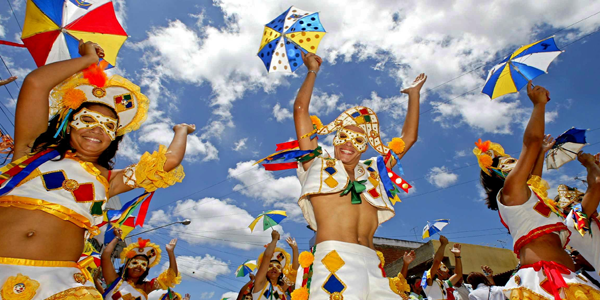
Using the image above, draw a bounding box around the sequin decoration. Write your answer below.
[91,87,106,98]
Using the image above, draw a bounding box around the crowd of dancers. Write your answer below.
[0,38,598,300]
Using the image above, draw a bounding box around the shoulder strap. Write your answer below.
[0,149,59,196]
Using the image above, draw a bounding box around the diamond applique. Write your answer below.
[321,250,345,273]
[368,189,380,198]
[324,176,338,188]
[322,273,346,294]
[42,171,67,190]
[325,167,337,175]
[72,183,95,202]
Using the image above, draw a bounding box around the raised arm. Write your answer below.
[531,135,555,177]
[578,152,600,216]
[428,235,448,285]
[448,244,462,286]
[503,82,549,206]
[482,265,495,285]
[101,227,122,285]
[286,237,299,272]
[294,52,322,170]
[254,230,280,292]
[394,74,427,162]
[0,76,17,87]
[401,250,416,279]
[13,41,103,159]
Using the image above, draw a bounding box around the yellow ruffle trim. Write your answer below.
[156,268,182,289]
[1,273,40,300]
[389,272,410,299]
[376,251,385,266]
[46,286,103,300]
[507,284,600,300]
[0,196,100,237]
[528,175,562,216]
[291,287,309,300]
[135,145,185,192]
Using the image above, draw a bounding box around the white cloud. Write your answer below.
[359,91,407,118]
[427,166,459,188]
[228,160,304,221]
[545,110,559,123]
[148,197,285,250]
[273,103,292,122]
[160,255,230,281]
[307,90,343,116]
[220,292,239,299]
[455,150,468,158]
[201,292,215,299]
[117,135,142,162]
[233,138,248,152]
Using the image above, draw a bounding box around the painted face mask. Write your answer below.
[127,258,148,271]
[498,156,518,175]
[333,127,368,153]
[439,263,449,273]
[269,262,282,272]
[70,108,118,141]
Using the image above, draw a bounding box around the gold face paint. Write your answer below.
[333,127,368,153]
[498,157,518,174]
[268,262,282,272]
[127,258,148,271]
[70,108,118,140]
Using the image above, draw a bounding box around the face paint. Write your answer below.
[70,109,118,141]
[268,262,282,272]
[498,157,518,174]
[439,263,449,273]
[127,258,148,271]
[333,127,368,153]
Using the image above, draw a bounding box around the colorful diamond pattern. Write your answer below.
[323,273,346,294]
[40,171,95,203]
[325,167,336,175]
[42,171,67,190]
[321,250,344,273]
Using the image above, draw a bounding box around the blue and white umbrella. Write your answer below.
[422,219,449,239]
[546,128,587,170]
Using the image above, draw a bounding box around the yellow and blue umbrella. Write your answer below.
[546,127,587,170]
[248,210,287,232]
[422,219,449,239]
[235,259,257,277]
[21,0,127,68]
[482,36,563,99]
[258,6,326,73]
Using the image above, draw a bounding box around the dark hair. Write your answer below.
[466,272,489,287]
[407,275,420,285]
[118,255,150,285]
[30,103,122,170]
[480,157,505,211]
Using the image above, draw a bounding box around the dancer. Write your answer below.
[102,228,180,299]
[422,235,463,300]
[476,82,600,299]
[0,41,192,299]
[289,51,426,299]
[252,231,298,300]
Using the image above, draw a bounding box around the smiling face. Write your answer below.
[126,255,149,279]
[333,125,367,166]
[69,104,118,157]
[436,262,451,280]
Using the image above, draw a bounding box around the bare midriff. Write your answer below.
[0,207,85,262]
[311,192,379,249]
[519,233,575,271]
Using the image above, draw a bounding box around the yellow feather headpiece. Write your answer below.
[473,139,509,175]
[120,238,162,268]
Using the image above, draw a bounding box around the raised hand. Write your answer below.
[173,123,196,134]
[249,273,256,281]
[481,265,494,276]
[286,237,298,250]
[166,238,178,252]
[271,230,280,242]
[78,40,104,60]
[439,235,448,245]
[112,227,123,240]
[403,250,416,265]
[183,293,191,300]
[301,51,322,72]
[401,73,427,95]
[0,76,17,87]
[526,81,550,104]
[541,134,556,153]
[450,243,461,256]
[578,152,597,167]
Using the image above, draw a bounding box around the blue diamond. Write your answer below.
[325,167,336,175]
[42,172,66,190]
[323,274,345,293]
[367,167,375,172]
[351,112,360,118]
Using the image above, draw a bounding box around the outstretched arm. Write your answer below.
[13,41,103,159]
[503,82,549,206]
[579,153,600,216]
[294,52,322,170]
[394,74,427,163]
[401,250,416,278]
[0,76,16,87]
[482,265,495,285]
[532,134,555,177]
[428,235,449,285]
[448,244,462,286]
[254,230,280,292]
[101,228,122,286]
[287,237,299,271]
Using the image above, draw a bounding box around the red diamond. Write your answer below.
[359,108,369,115]
[368,189,380,198]
[73,183,94,202]
[533,201,551,217]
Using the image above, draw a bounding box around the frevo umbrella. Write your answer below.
[482,36,563,99]
[249,210,287,232]
[235,260,257,277]
[422,219,449,239]
[546,127,587,170]
[21,0,127,68]
[258,6,326,73]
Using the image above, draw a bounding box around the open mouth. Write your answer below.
[340,149,354,155]
[83,136,102,143]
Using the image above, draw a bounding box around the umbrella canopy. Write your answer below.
[258,6,326,73]
[235,260,258,277]
[422,219,449,239]
[21,0,127,68]
[482,36,563,99]
[546,128,587,170]
[248,210,287,232]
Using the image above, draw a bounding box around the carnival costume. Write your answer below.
[253,247,296,300]
[0,65,184,300]
[103,238,181,300]
[557,184,600,278]
[261,106,411,300]
[474,140,600,300]
[421,263,456,300]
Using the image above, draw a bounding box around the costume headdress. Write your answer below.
[556,184,584,210]
[49,63,149,138]
[120,237,162,268]
[257,247,292,276]
[473,139,511,176]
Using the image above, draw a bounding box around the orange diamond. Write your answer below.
[324,176,338,188]
[321,250,345,273]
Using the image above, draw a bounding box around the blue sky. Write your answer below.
[2,0,600,298]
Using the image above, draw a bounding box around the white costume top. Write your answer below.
[497,187,570,257]
[424,279,452,300]
[566,210,600,276]
[468,284,505,300]
[297,155,395,230]
[252,282,287,300]
[105,280,148,300]
[0,153,108,235]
